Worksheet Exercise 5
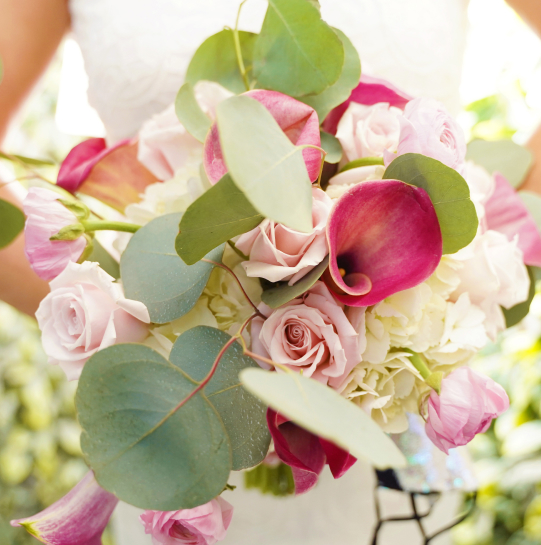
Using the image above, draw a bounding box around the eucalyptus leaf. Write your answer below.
[176,174,263,265]
[240,368,406,468]
[319,132,342,164]
[300,29,361,121]
[0,151,55,167]
[466,139,533,188]
[0,198,25,249]
[86,239,120,280]
[261,256,329,308]
[216,95,312,232]
[120,213,224,323]
[253,0,344,97]
[384,153,478,254]
[175,83,211,143]
[170,327,271,470]
[77,344,231,510]
[503,266,536,328]
[185,30,257,94]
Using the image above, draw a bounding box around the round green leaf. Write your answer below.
[240,368,406,469]
[185,30,257,94]
[85,240,120,279]
[120,213,224,324]
[261,256,329,308]
[175,83,211,143]
[176,174,263,266]
[300,29,361,121]
[502,265,536,328]
[216,95,313,233]
[171,327,271,470]
[76,344,232,510]
[384,153,478,254]
[466,139,533,188]
[253,0,344,97]
[0,198,25,249]
[319,132,342,164]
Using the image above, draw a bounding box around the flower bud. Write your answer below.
[49,223,85,241]
[57,198,90,220]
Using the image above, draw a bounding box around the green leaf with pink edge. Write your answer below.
[384,153,478,254]
[0,198,25,249]
[240,368,407,469]
[185,29,257,94]
[215,95,313,233]
[253,0,344,97]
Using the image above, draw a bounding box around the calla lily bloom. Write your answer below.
[325,180,442,307]
[485,172,541,268]
[323,74,412,135]
[204,89,321,184]
[267,409,356,494]
[11,471,118,545]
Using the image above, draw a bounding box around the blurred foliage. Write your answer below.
[465,92,518,141]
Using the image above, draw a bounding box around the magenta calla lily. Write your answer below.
[204,89,321,184]
[485,172,541,268]
[57,138,130,193]
[11,471,118,545]
[323,74,412,135]
[267,409,356,494]
[325,180,442,307]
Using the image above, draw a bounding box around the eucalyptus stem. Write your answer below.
[232,0,250,91]
[404,349,442,394]
[298,144,328,188]
[339,156,385,173]
[80,220,141,234]
[0,150,55,185]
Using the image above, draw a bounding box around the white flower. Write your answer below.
[325,164,385,200]
[336,102,401,162]
[451,230,530,339]
[460,161,495,222]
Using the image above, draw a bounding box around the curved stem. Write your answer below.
[81,220,141,234]
[298,144,328,187]
[232,0,250,91]
[202,258,264,318]
[339,157,385,173]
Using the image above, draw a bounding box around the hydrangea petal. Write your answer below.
[326,180,442,307]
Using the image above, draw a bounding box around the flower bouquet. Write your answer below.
[1,0,540,543]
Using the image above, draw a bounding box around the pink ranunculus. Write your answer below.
[204,89,321,184]
[235,188,332,285]
[325,180,442,307]
[36,261,150,380]
[323,74,412,135]
[251,281,359,389]
[267,409,356,494]
[336,102,402,162]
[425,366,509,454]
[140,498,234,545]
[386,98,466,170]
[484,172,541,268]
[11,471,118,545]
[23,187,87,281]
[57,137,130,193]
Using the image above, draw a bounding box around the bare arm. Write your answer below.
[506,0,541,193]
[0,0,70,316]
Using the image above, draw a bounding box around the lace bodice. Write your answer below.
[69,0,469,144]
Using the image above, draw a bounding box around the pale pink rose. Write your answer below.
[139,498,234,545]
[23,188,87,281]
[336,102,401,161]
[386,98,466,169]
[425,366,509,454]
[235,188,332,285]
[137,82,232,181]
[251,282,360,389]
[36,261,150,380]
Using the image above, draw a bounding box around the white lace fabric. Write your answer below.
[69,0,469,144]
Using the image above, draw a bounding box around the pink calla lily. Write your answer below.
[11,471,118,545]
[204,89,321,184]
[267,409,356,494]
[323,74,412,135]
[325,180,442,307]
[485,172,541,267]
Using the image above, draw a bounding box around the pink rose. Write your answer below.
[23,188,87,281]
[336,102,401,161]
[425,366,509,454]
[251,282,359,389]
[235,188,332,284]
[204,89,321,184]
[140,498,234,545]
[36,261,150,380]
[386,98,466,170]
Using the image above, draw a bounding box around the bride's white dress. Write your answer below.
[67,0,470,543]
